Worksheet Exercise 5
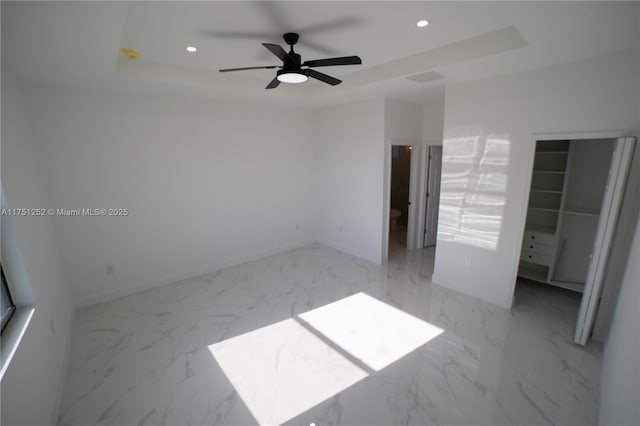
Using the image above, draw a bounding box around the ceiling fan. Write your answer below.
[219,33,362,89]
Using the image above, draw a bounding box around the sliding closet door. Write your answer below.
[575,137,636,345]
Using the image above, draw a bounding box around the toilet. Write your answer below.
[390,208,402,231]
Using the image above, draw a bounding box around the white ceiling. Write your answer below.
[2,1,639,107]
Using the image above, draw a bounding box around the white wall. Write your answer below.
[599,214,640,426]
[314,100,385,263]
[384,98,424,142]
[422,90,445,143]
[433,49,639,308]
[1,69,75,425]
[24,87,316,307]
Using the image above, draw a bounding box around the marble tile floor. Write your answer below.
[58,244,601,426]
[388,227,408,251]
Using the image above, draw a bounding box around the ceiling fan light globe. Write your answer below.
[277,72,308,84]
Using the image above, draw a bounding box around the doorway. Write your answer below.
[388,145,412,252]
[516,135,636,345]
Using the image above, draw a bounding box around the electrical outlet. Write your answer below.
[106,264,115,275]
[464,259,472,269]
[296,224,300,231]
[339,226,343,233]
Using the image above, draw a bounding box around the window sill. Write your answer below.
[0,306,35,381]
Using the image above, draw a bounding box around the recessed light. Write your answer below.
[185,45,197,53]
[416,20,429,28]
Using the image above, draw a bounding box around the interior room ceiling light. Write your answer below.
[276,69,308,84]
[185,45,198,53]
[219,32,361,89]
[416,19,430,28]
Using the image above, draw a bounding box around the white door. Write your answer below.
[424,146,442,247]
[575,137,636,345]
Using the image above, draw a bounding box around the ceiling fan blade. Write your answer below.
[219,66,279,72]
[256,1,288,32]
[265,77,280,89]
[306,69,341,86]
[262,43,292,62]
[303,56,362,68]
[296,39,338,56]
[300,17,362,35]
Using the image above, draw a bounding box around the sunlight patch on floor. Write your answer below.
[208,318,367,426]
[208,292,443,425]
[300,292,444,371]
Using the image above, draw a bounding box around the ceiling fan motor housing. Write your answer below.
[283,32,300,46]
[287,53,302,66]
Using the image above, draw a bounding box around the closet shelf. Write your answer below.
[525,224,556,234]
[535,151,569,154]
[548,280,585,293]
[533,170,566,174]
[528,204,560,212]
[531,188,563,194]
[563,207,600,217]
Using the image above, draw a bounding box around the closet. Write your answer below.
[518,139,615,293]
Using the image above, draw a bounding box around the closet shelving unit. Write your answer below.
[519,140,588,293]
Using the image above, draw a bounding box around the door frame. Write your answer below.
[421,144,443,247]
[382,139,421,261]
[512,129,631,344]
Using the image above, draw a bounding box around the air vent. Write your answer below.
[406,71,445,84]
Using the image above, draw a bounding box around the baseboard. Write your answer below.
[316,237,382,265]
[75,239,315,308]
